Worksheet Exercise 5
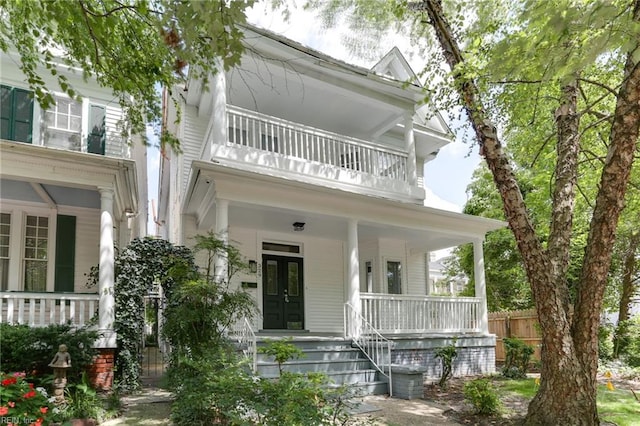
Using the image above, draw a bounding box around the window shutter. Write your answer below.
[1,86,12,140]
[0,85,33,143]
[87,104,106,155]
[13,88,34,143]
[54,215,76,293]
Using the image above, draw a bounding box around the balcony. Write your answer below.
[205,106,424,200]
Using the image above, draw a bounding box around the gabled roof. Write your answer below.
[371,47,422,87]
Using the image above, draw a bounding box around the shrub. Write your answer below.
[258,338,304,375]
[599,322,615,361]
[0,324,98,385]
[435,339,457,388]
[502,337,534,379]
[463,378,502,415]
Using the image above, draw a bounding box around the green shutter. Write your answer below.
[1,85,12,140]
[54,215,76,293]
[0,85,33,143]
[13,88,33,143]
[87,104,106,155]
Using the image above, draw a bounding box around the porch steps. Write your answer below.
[254,337,389,396]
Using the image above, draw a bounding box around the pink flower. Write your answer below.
[8,401,15,407]
[39,407,48,414]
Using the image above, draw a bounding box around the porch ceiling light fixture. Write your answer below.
[293,222,305,232]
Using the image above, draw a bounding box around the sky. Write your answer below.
[146,3,482,234]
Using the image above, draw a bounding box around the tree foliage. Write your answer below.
[0,0,253,149]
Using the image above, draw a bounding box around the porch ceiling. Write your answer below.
[0,178,100,209]
[185,161,505,252]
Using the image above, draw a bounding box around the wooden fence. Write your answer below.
[488,309,541,362]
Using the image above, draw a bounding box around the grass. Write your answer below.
[495,378,640,426]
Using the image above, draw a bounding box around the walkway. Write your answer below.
[101,387,461,425]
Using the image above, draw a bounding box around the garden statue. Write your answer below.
[49,344,71,404]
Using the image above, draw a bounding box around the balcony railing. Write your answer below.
[0,292,99,327]
[225,105,408,182]
[360,293,481,334]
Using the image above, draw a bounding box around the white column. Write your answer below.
[347,219,360,337]
[404,113,418,186]
[473,238,489,334]
[98,188,116,347]
[214,199,229,282]
[209,61,227,160]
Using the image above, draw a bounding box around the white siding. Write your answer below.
[104,105,126,158]
[181,105,208,192]
[305,238,344,333]
[407,251,427,295]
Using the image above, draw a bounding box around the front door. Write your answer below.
[262,255,304,330]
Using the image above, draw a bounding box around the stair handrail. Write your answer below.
[344,302,393,396]
[228,316,257,372]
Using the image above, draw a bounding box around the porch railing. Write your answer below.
[0,292,99,327]
[344,302,393,396]
[228,316,257,372]
[224,105,409,182]
[361,293,481,334]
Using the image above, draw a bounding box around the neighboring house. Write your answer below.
[158,25,504,395]
[0,51,147,387]
[429,255,467,295]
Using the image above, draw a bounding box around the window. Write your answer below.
[24,216,48,292]
[0,213,10,291]
[44,96,82,151]
[87,105,106,155]
[361,261,373,293]
[387,261,402,294]
[262,242,300,254]
[1,85,34,143]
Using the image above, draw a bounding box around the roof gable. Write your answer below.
[371,47,421,87]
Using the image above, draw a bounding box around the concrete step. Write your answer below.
[256,347,364,363]
[257,358,373,376]
[328,380,389,396]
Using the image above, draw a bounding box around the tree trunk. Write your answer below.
[419,0,640,424]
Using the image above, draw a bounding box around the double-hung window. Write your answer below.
[24,215,48,292]
[44,96,82,151]
[0,213,10,291]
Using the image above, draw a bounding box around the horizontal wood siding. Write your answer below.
[305,238,344,333]
[104,105,126,158]
[407,251,426,295]
[181,105,207,192]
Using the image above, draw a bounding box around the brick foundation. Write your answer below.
[88,348,115,390]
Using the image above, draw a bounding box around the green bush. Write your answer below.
[434,339,457,388]
[463,378,502,415]
[502,337,534,379]
[0,323,98,385]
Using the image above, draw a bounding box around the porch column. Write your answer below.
[209,61,227,160]
[473,238,489,333]
[97,188,116,347]
[214,199,229,282]
[404,113,418,186]
[347,219,360,337]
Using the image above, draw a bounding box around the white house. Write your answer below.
[0,50,147,386]
[158,25,504,395]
